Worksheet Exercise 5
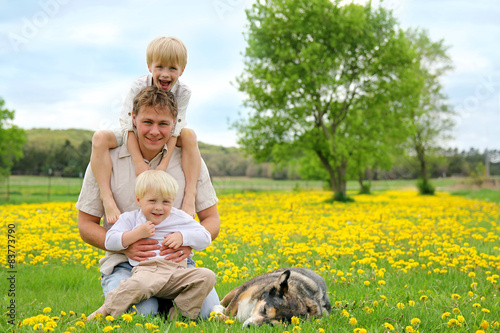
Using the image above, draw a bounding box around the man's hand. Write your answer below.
[159,245,191,263]
[122,238,160,262]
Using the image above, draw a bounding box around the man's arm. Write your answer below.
[197,204,220,241]
[78,210,107,250]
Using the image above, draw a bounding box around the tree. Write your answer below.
[405,29,455,194]
[235,0,416,200]
[0,98,26,178]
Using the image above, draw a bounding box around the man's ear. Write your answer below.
[132,113,136,127]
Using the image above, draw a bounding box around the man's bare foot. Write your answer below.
[87,305,108,321]
[181,196,196,218]
[102,197,121,224]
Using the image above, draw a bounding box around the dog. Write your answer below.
[211,267,331,327]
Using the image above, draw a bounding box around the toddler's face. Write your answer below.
[149,61,184,91]
[137,191,173,224]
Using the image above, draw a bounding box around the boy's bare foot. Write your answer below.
[102,197,121,224]
[87,305,108,321]
[181,195,196,218]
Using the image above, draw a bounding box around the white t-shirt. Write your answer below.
[105,207,211,266]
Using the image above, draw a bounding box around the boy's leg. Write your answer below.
[177,128,201,218]
[187,257,220,319]
[103,261,167,318]
[155,267,217,319]
[91,130,121,224]
[100,262,159,316]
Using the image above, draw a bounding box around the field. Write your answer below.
[1,178,500,332]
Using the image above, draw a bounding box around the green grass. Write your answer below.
[451,188,500,203]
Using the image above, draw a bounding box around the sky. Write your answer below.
[1,0,499,151]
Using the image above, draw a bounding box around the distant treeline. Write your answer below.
[11,129,500,180]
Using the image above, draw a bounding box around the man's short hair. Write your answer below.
[135,170,179,200]
[132,86,178,119]
[146,36,188,69]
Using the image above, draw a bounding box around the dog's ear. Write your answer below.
[277,270,291,295]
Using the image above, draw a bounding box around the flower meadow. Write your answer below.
[1,190,499,332]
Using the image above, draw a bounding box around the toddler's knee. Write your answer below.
[180,128,198,146]
[199,268,216,288]
[92,130,107,147]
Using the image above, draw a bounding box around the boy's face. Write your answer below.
[133,105,175,161]
[148,60,184,91]
[137,191,174,225]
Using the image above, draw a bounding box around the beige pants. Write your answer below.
[104,259,216,319]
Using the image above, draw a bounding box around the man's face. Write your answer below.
[133,105,175,161]
[148,60,184,91]
[137,191,173,225]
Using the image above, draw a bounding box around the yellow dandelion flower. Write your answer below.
[469,272,476,278]
[105,315,114,322]
[349,317,358,325]
[293,327,301,332]
[481,308,490,313]
[476,330,485,333]
[451,293,461,300]
[43,307,52,313]
[420,295,428,301]
[441,312,451,319]
[354,329,367,333]
[473,303,481,308]
[468,291,474,297]
[383,322,395,330]
[410,318,421,326]
[452,307,460,314]
[397,302,405,309]
[291,316,300,325]
[480,320,488,329]
[408,300,415,307]
[225,319,235,325]
[121,314,133,322]
[448,319,460,328]
[175,322,188,328]
[457,315,465,323]
[75,321,85,328]
[102,326,114,332]
[406,326,415,333]
[364,281,370,286]
[318,329,325,333]
[378,280,386,285]
[60,311,66,316]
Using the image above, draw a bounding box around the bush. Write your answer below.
[417,178,435,195]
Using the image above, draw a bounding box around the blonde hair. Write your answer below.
[135,170,179,200]
[146,36,188,69]
[132,86,178,118]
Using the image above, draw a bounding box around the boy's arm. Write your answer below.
[120,222,155,248]
[127,131,150,175]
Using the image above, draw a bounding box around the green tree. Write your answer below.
[235,0,416,200]
[405,29,455,195]
[0,98,26,178]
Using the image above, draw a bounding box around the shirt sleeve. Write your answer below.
[104,212,137,251]
[75,163,104,218]
[172,83,191,137]
[173,209,212,251]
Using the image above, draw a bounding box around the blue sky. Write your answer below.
[1,0,499,151]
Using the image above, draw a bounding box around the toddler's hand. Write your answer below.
[137,221,155,238]
[162,232,183,249]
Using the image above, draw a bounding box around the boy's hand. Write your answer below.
[162,232,183,249]
[135,161,150,176]
[137,221,155,238]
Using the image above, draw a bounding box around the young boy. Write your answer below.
[91,36,201,224]
[88,170,216,320]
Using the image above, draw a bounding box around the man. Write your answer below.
[76,86,220,318]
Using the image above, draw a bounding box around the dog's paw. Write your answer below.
[210,305,229,321]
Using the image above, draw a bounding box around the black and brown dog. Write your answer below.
[211,267,331,327]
